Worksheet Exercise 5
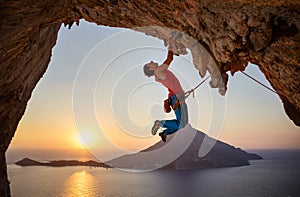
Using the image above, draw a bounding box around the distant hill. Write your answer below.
[107,124,262,170]
[15,158,42,166]
[15,158,111,168]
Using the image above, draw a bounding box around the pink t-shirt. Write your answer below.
[155,69,184,97]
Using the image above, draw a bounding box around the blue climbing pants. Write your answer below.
[159,94,188,135]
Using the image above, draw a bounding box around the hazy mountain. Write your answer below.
[107,124,262,170]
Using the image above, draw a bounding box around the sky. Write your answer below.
[8,20,300,160]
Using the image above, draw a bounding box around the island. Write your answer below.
[107,124,263,170]
[15,158,111,168]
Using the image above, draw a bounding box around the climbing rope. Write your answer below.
[184,75,211,98]
[183,70,278,100]
[240,71,278,95]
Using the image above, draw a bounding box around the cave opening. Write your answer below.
[1,1,299,196]
[0,1,299,194]
[6,20,300,167]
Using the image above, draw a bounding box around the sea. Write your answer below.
[6,149,300,197]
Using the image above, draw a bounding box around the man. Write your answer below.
[143,50,188,142]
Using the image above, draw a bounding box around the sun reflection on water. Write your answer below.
[64,169,96,197]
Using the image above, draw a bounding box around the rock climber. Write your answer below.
[143,49,188,142]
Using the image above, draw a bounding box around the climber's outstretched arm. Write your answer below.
[163,50,174,66]
[156,50,173,72]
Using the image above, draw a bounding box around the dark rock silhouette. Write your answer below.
[107,125,262,170]
[15,157,111,168]
[15,158,42,166]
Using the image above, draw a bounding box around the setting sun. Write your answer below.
[74,130,102,150]
[73,134,86,149]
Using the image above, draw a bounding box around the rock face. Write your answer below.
[0,0,299,195]
[107,125,262,170]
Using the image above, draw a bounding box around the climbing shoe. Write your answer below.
[151,120,160,135]
[159,132,167,142]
